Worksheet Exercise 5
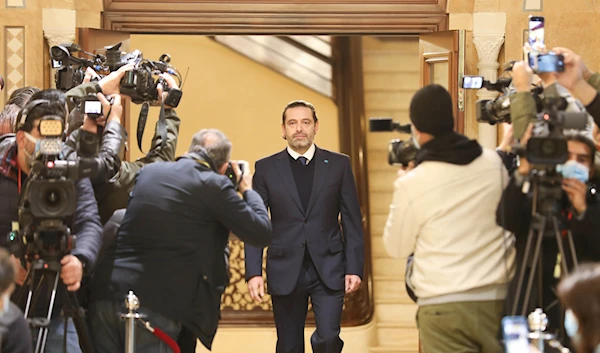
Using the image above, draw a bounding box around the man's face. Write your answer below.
[16,119,42,157]
[568,140,593,177]
[281,107,319,151]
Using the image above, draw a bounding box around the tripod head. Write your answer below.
[530,168,564,219]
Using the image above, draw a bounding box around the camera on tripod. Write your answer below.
[368,118,417,166]
[50,44,105,92]
[7,116,89,265]
[104,42,183,108]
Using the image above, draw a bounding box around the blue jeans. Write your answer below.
[89,300,181,353]
[32,317,81,353]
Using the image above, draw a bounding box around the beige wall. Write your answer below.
[0,0,102,106]
[128,35,339,166]
[449,0,600,73]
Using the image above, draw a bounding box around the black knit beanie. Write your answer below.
[409,84,454,136]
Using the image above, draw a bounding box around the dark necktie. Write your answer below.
[298,156,308,166]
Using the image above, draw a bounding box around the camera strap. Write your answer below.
[136,101,168,155]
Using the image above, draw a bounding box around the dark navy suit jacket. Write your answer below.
[245,146,364,296]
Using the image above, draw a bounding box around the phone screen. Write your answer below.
[462,76,483,89]
[51,60,61,69]
[502,316,530,353]
[528,16,545,52]
[84,101,102,115]
[537,53,564,73]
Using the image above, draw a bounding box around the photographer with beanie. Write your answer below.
[383,84,515,353]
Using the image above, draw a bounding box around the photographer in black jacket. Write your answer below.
[497,124,600,335]
[0,89,102,353]
[89,129,272,353]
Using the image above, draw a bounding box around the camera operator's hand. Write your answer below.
[517,123,535,176]
[98,63,135,95]
[11,254,28,286]
[60,255,83,292]
[83,67,100,84]
[563,178,588,215]
[498,123,515,152]
[512,61,534,92]
[157,73,180,109]
[99,93,123,125]
[397,161,415,178]
[232,160,252,193]
[247,276,265,303]
[552,47,597,105]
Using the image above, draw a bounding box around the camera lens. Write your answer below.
[541,140,556,156]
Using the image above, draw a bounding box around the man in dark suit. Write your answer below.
[245,100,365,353]
[88,129,273,353]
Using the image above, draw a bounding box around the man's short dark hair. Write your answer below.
[0,248,15,293]
[0,103,20,135]
[8,86,41,108]
[15,89,67,132]
[281,100,318,124]
[188,129,232,168]
[67,107,85,136]
[566,133,596,166]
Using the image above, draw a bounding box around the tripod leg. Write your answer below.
[35,271,60,353]
[23,268,38,318]
[63,289,95,353]
[552,217,571,277]
[567,229,579,269]
[512,225,539,315]
[522,217,546,316]
[15,267,35,310]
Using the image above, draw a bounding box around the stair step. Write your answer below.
[373,258,406,277]
[373,276,415,304]
[376,324,419,349]
[375,303,418,326]
[369,346,418,353]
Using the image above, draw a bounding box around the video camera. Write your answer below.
[368,118,417,166]
[50,44,105,92]
[6,116,93,265]
[104,42,183,108]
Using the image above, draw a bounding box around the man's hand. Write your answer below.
[512,61,534,92]
[397,160,415,178]
[60,255,83,292]
[11,254,28,286]
[552,47,597,105]
[518,123,534,176]
[83,67,100,84]
[98,63,135,95]
[233,160,252,193]
[345,275,361,294]
[562,178,588,215]
[157,73,180,109]
[498,123,515,152]
[247,276,265,303]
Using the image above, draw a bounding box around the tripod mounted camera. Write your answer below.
[6,116,95,353]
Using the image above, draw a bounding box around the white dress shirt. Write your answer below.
[287,144,316,165]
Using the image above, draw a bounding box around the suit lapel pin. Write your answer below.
[324,160,329,163]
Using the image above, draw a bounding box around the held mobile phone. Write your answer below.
[461,76,484,89]
[528,16,545,52]
[536,52,565,73]
[501,316,530,353]
[81,95,103,119]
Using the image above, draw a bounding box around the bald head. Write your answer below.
[188,129,232,170]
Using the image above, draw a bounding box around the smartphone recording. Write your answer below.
[462,76,484,89]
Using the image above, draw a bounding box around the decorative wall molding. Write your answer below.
[102,0,448,34]
[4,27,25,100]
[473,12,506,148]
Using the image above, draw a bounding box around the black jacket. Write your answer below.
[90,153,272,350]
[244,146,364,295]
[0,302,33,353]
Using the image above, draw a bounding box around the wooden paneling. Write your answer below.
[102,0,448,34]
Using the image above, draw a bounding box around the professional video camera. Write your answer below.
[462,75,515,125]
[368,118,417,166]
[6,114,95,353]
[104,42,183,108]
[7,115,91,264]
[50,44,105,92]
